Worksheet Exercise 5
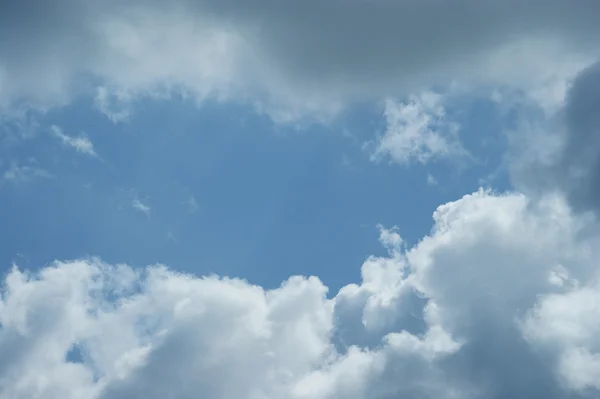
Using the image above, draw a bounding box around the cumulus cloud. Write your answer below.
[369,92,466,165]
[51,125,98,157]
[1,190,600,398]
[0,0,599,121]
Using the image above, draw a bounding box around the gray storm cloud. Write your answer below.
[513,61,600,214]
[560,62,600,212]
[1,0,599,120]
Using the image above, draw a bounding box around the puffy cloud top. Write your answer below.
[1,190,600,398]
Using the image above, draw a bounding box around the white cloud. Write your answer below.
[50,125,98,157]
[2,161,54,183]
[2,190,600,398]
[522,283,600,391]
[0,1,598,121]
[369,92,467,165]
[131,199,151,217]
[94,87,133,124]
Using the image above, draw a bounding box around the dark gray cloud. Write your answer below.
[1,0,600,120]
[560,62,600,212]
[514,62,600,214]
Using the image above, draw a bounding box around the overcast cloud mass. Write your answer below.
[1,0,599,120]
[2,1,600,398]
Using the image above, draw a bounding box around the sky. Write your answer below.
[1,1,600,399]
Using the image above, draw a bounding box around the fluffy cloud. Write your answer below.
[369,92,466,165]
[2,189,600,398]
[0,0,599,121]
[524,282,600,392]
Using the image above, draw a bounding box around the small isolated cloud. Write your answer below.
[51,125,97,157]
[1,190,600,398]
[2,161,54,183]
[167,231,177,243]
[370,92,466,165]
[131,198,151,217]
[426,174,438,186]
[185,195,199,213]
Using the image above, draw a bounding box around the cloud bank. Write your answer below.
[1,0,599,121]
[2,190,600,399]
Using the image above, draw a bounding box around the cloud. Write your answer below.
[94,87,133,124]
[369,92,466,165]
[427,174,439,186]
[505,60,600,215]
[553,61,600,213]
[1,189,600,398]
[523,282,600,392]
[131,199,151,217]
[2,161,54,183]
[50,125,98,157]
[185,195,199,214]
[0,0,598,121]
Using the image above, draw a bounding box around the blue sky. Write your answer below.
[2,2,600,399]
[0,94,509,292]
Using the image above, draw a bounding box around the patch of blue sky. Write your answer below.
[0,93,511,293]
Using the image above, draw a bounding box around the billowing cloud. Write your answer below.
[1,189,600,398]
[0,0,599,121]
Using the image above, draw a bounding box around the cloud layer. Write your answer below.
[1,0,599,121]
[1,190,599,398]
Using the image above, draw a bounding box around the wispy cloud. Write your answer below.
[132,198,151,217]
[51,125,98,158]
[426,174,439,186]
[94,87,132,124]
[185,195,199,213]
[167,231,177,243]
[3,161,54,183]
